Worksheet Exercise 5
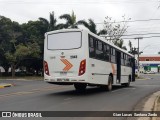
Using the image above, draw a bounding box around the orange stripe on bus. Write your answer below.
[111,63,116,75]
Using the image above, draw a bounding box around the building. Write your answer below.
[138,54,160,73]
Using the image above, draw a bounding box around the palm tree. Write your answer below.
[59,11,77,28]
[131,47,138,55]
[113,39,127,50]
[97,29,107,35]
[77,19,97,34]
[128,40,132,53]
[39,11,63,31]
[77,19,107,35]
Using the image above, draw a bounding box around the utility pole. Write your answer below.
[134,37,143,78]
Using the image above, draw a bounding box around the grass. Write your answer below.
[0,76,44,80]
[135,76,147,80]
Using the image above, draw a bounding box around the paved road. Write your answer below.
[0,74,160,120]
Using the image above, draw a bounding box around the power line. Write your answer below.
[96,18,160,24]
[100,32,160,37]
[0,0,155,5]
[123,35,160,39]
[101,35,160,40]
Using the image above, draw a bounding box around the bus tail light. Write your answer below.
[79,59,86,76]
[44,61,50,76]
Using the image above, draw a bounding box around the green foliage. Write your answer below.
[0,11,131,77]
[15,44,29,58]
[5,52,16,63]
[39,11,63,31]
[101,16,130,49]
[112,39,127,50]
[77,19,97,34]
[77,19,107,35]
[28,42,40,58]
[0,16,42,77]
[59,11,78,28]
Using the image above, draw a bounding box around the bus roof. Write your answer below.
[46,29,134,57]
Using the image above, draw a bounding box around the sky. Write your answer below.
[0,0,160,54]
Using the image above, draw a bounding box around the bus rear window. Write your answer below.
[47,32,81,50]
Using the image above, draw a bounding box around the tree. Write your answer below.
[0,16,41,77]
[39,11,63,31]
[128,40,132,52]
[0,16,12,74]
[77,19,97,34]
[21,20,46,55]
[102,16,131,50]
[5,43,40,77]
[128,40,139,55]
[0,17,21,76]
[103,16,130,40]
[130,47,138,55]
[77,18,107,35]
[113,39,127,50]
[59,11,77,28]
[21,20,46,75]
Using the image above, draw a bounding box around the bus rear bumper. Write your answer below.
[44,76,87,84]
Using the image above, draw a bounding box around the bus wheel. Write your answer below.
[107,76,113,91]
[74,83,87,91]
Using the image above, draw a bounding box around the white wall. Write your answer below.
[0,66,5,72]
[151,68,158,72]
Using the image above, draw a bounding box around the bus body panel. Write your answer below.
[120,66,132,83]
[44,29,135,86]
[44,30,89,84]
[88,58,116,85]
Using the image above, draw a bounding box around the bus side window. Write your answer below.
[124,54,127,66]
[89,36,95,58]
[129,56,132,67]
[95,40,104,60]
[127,55,131,67]
[111,47,116,63]
[107,45,110,61]
[104,44,110,62]
[121,52,124,65]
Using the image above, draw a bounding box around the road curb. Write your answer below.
[0,83,13,89]
[137,91,160,120]
[152,96,159,120]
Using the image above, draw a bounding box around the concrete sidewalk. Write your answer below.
[137,91,160,120]
[153,92,160,120]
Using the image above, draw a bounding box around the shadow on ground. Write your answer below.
[46,85,135,97]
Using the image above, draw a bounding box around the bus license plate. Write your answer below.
[60,72,67,76]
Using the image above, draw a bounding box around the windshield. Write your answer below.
[47,31,81,50]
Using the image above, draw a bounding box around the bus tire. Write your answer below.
[107,76,113,91]
[74,83,87,92]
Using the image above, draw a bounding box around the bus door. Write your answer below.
[131,58,135,81]
[116,51,121,83]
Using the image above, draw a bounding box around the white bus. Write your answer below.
[44,29,135,91]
